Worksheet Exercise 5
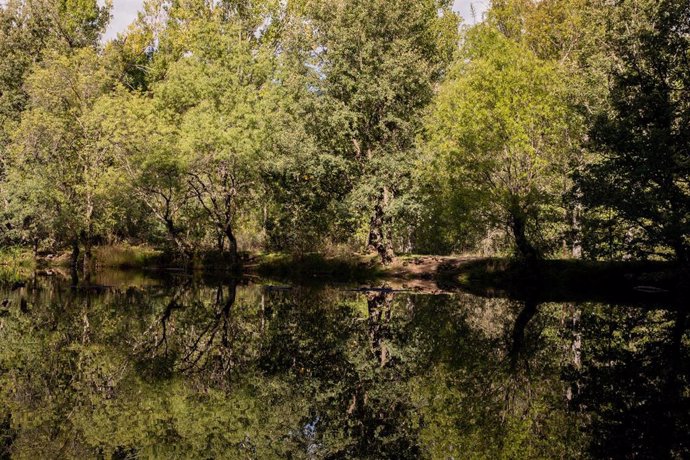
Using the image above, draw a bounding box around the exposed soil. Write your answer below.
[385,255,477,279]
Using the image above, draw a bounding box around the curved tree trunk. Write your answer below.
[368,187,395,265]
[509,205,540,263]
[509,298,538,371]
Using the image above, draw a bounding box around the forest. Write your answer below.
[1,1,690,457]
[0,0,688,278]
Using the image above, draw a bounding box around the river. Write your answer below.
[0,270,688,458]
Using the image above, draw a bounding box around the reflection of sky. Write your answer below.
[103,0,490,41]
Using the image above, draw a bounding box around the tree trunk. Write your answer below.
[571,187,584,259]
[509,206,539,263]
[83,194,95,281]
[82,229,93,282]
[224,224,239,268]
[368,187,394,265]
[671,235,689,268]
[70,237,80,287]
[165,217,192,261]
[216,232,225,253]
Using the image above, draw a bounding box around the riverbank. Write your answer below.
[0,248,35,284]
[254,254,685,305]
[1,246,685,304]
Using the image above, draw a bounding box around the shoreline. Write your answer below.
[2,248,684,306]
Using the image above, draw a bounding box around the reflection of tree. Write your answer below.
[562,303,582,403]
[0,279,305,457]
[132,278,249,383]
[367,288,393,368]
[508,298,539,370]
[179,281,238,374]
[0,413,15,457]
[255,287,424,458]
[573,306,690,458]
[1,277,687,458]
[0,280,587,458]
[408,294,588,458]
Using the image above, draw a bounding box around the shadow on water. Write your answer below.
[444,258,689,309]
[0,269,688,458]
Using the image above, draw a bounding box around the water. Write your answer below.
[0,271,688,459]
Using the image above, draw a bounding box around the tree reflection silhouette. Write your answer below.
[0,275,687,458]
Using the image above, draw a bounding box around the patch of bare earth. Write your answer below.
[387,255,476,278]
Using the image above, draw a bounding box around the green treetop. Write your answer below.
[424,26,578,260]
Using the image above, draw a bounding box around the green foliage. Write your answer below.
[7,48,116,251]
[0,0,112,255]
[580,0,690,264]
[423,26,578,259]
[289,0,460,259]
[0,278,614,458]
[0,247,34,284]
[0,0,686,269]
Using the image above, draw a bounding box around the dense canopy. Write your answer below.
[0,0,688,269]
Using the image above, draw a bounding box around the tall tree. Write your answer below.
[8,48,115,277]
[487,0,610,259]
[99,88,195,258]
[424,26,578,261]
[0,0,111,249]
[294,0,459,263]
[581,0,690,264]
[103,0,283,265]
[159,2,277,265]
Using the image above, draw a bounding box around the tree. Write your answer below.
[291,0,459,263]
[102,0,285,265]
[99,88,195,258]
[155,3,278,265]
[0,0,110,123]
[449,0,608,260]
[424,26,578,261]
[0,0,111,254]
[581,0,690,264]
[8,49,115,277]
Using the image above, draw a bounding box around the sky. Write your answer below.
[104,0,489,41]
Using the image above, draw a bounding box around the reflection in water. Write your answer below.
[0,274,688,458]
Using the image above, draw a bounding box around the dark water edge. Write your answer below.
[0,270,688,459]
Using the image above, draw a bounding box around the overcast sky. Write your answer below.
[104,0,489,40]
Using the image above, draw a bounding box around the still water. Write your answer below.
[0,271,688,459]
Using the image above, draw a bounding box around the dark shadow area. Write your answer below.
[442,258,688,308]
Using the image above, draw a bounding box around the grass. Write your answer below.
[0,247,35,284]
[92,244,164,269]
